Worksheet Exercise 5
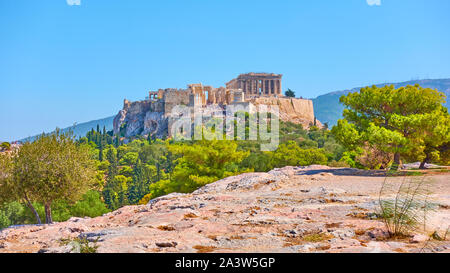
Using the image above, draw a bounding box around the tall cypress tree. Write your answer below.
[99,143,103,161]
[129,159,148,204]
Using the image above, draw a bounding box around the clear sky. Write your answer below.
[1,0,450,141]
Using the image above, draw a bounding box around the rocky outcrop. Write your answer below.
[113,99,168,139]
[113,96,322,140]
[250,97,321,128]
[1,166,449,253]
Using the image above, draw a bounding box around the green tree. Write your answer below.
[268,141,328,168]
[70,190,110,218]
[0,202,28,229]
[0,130,97,224]
[148,140,249,198]
[285,89,295,98]
[332,84,448,169]
[128,160,156,204]
[102,175,131,210]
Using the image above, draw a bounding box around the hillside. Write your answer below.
[312,79,450,127]
[19,116,115,143]
[1,165,449,253]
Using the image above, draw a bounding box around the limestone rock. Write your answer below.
[1,165,449,253]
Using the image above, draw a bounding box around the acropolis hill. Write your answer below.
[113,73,321,139]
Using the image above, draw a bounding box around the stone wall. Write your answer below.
[163,90,190,114]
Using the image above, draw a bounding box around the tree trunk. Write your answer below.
[419,153,430,169]
[44,203,53,224]
[392,152,402,171]
[24,195,41,225]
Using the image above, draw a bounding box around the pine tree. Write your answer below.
[99,144,103,162]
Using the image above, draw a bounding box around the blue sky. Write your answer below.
[1,0,450,141]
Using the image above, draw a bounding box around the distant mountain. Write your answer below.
[20,116,115,143]
[312,79,450,127]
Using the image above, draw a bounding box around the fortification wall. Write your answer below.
[163,90,190,114]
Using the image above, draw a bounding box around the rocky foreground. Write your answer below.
[1,165,449,253]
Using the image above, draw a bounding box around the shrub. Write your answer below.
[378,175,436,238]
[0,142,11,151]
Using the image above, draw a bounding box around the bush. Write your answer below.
[328,161,350,168]
[0,142,11,151]
[269,141,328,168]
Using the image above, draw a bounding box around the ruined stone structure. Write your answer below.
[113,73,320,139]
[226,73,282,97]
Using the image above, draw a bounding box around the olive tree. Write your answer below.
[0,130,96,224]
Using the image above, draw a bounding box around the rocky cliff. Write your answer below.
[113,97,321,139]
[113,99,168,139]
[1,165,449,253]
[250,97,321,128]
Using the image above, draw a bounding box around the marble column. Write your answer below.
[256,80,260,95]
[278,80,282,95]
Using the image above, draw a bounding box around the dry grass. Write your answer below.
[207,235,218,241]
[346,212,370,219]
[183,213,198,219]
[303,233,334,243]
[355,229,366,236]
[282,231,334,247]
[230,235,246,240]
[157,225,175,231]
[193,245,217,253]
[316,244,331,251]
[325,222,342,229]
[283,237,305,247]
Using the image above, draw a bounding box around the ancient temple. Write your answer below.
[147,72,283,109]
[226,73,282,96]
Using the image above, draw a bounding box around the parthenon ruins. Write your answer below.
[226,73,282,96]
[147,73,283,110]
[114,72,320,140]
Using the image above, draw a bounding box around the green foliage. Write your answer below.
[69,191,110,218]
[119,152,139,166]
[268,141,328,168]
[147,140,250,198]
[0,142,11,151]
[0,191,109,228]
[102,175,131,210]
[0,202,27,229]
[0,130,97,224]
[285,89,295,98]
[332,84,449,169]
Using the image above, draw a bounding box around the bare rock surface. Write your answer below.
[1,165,449,253]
